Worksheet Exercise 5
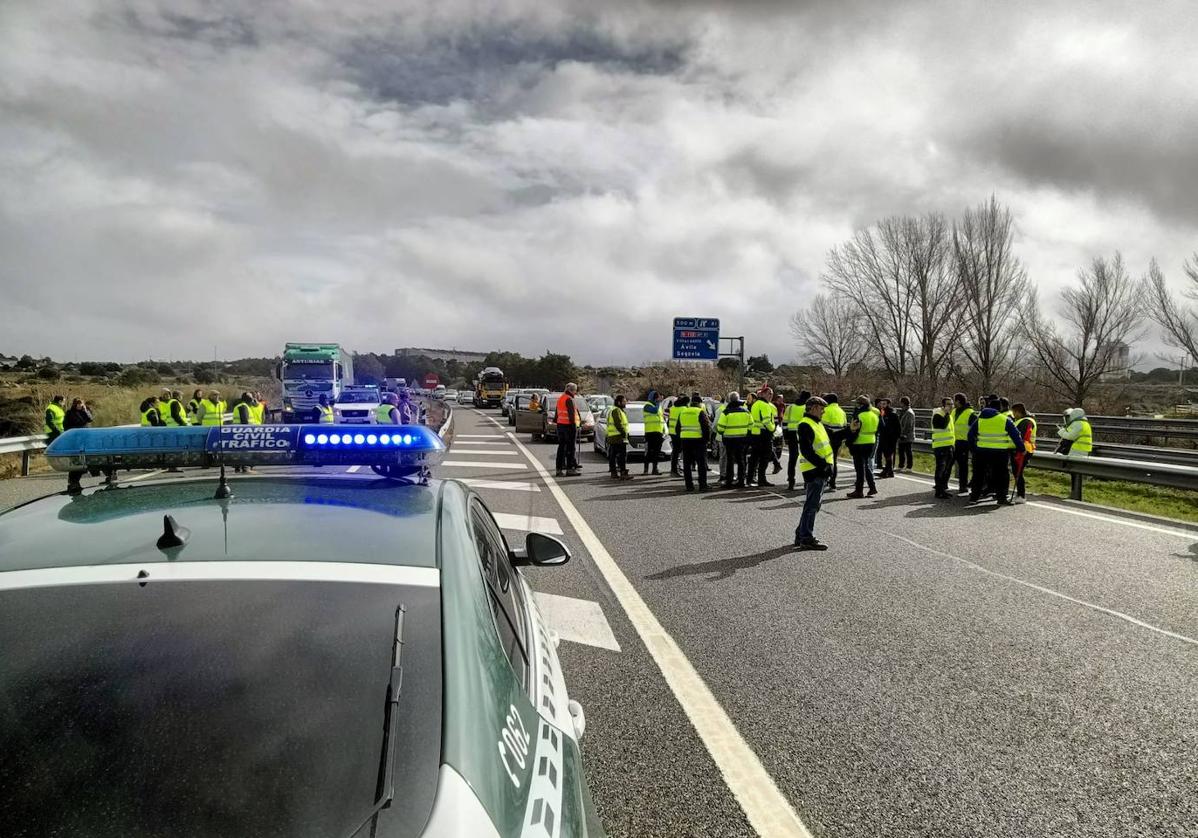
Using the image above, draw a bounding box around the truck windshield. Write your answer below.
[284,363,334,381]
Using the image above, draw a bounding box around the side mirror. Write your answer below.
[512,532,571,567]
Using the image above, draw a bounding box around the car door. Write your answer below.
[594,407,608,453]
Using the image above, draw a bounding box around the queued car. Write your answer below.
[1,425,605,838]
[514,393,595,442]
[443,389,459,402]
[457,390,474,405]
[586,395,614,414]
[508,393,546,426]
[592,401,671,462]
[335,385,384,424]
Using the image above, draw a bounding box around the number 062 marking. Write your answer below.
[497,704,531,788]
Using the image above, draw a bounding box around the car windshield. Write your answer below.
[621,406,644,422]
[338,389,378,403]
[283,362,333,381]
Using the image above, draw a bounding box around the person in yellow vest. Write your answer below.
[161,390,189,426]
[233,392,261,425]
[794,396,832,551]
[1055,407,1092,459]
[317,394,335,424]
[747,386,778,487]
[198,391,225,426]
[951,392,975,495]
[43,394,67,442]
[376,392,401,425]
[187,388,204,424]
[820,393,848,492]
[676,391,711,492]
[930,397,956,499]
[605,394,633,480]
[641,390,665,475]
[845,395,879,498]
[139,396,165,427]
[253,392,268,424]
[715,392,752,488]
[968,395,1025,505]
[668,392,688,477]
[782,390,810,491]
[1011,402,1037,500]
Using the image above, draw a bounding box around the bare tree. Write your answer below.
[1144,255,1198,366]
[789,293,868,378]
[953,196,1028,393]
[1021,252,1144,408]
[821,213,957,395]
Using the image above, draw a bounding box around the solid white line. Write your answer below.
[452,449,520,456]
[440,461,528,470]
[888,472,1193,539]
[457,478,542,493]
[507,432,813,838]
[0,561,440,592]
[492,512,563,535]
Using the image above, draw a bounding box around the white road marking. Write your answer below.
[440,461,529,470]
[457,478,542,493]
[458,434,505,439]
[451,449,520,456]
[451,440,511,446]
[121,469,168,483]
[346,465,361,473]
[888,472,1193,539]
[492,512,563,535]
[508,432,814,838]
[533,592,622,652]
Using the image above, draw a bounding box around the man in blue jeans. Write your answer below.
[793,396,832,551]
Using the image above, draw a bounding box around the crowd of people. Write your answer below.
[566,384,1095,553]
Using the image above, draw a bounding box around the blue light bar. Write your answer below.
[45,424,447,474]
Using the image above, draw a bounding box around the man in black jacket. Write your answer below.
[794,396,831,551]
[875,398,900,478]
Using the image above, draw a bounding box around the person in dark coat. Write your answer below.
[63,398,93,431]
[875,398,900,478]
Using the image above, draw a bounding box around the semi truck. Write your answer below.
[474,367,508,408]
[277,343,355,423]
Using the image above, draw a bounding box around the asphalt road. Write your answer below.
[4,410,1197,837]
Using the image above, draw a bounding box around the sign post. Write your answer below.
[672,318,720,361]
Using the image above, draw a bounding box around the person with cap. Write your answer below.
[1055,407,1093,458]
[968,395,1025,505]
[676,391,712,492]
[376,392,401,425]
[1011,402,1037,499]
[398,388,419,424]
[43,394,67,442]
[642,389,665,475]
[555,383,582,477]
[794,396,833,551]
[845,395,879,498]
[930,396,956,499]
[820,393,848,492]
[606,394,634,480]
[198,390,226,426]
[716,391,752,488]
[782,390,809,491]
[747,386,778,486]
[950,392,975,495]
[317,393,335,424]
[668,392,688,477]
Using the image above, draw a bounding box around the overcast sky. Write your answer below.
[2,0,1196,366]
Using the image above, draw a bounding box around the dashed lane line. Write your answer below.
[491,512,564,536]
[450,449,520,456]
[440,461,529,471]
[458,434,506,439]
[507,431,814,838]
[457,478,542,493]
[450,440,511,446]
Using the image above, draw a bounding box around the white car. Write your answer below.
[457,391,474,405]
[443,389,459,401]
[592,401,671,461]
[334,385,383,424]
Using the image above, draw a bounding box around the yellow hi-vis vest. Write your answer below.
[798,416,833,473]
[606,407,628,439]
[717,408,752,437]
[1071,419,1093,453]
[376,404,399,425]
[643,405,664,434]
[44,403,65,434]
[234,402,261,424]
[318,405,335,424]
[199,399,223,426]
[750,399,776,435]
[975,414,1010,449]
[931,409,955,448]
[140,406,160,427]
[162,399,188,426]
[250,402,266,424]
[854,408,879,445]
[821,403,846,432]
[953,407,974,441]
[677,405,704,439]
[783,403,806,431]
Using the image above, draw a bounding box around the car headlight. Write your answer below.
[283,398,293,409]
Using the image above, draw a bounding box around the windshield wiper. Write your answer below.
[343,603,406,838]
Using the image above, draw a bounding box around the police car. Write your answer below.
[0,424,605,838]
[335,385,384,424]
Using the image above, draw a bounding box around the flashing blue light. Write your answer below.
[353,434,365,444]
[341,435,353,445]
[329,434,341,445]
[403,434,413,445]
[317,434,328,445]
[304,434,316,444]
[366,434,377,444]
[380,434,391,445]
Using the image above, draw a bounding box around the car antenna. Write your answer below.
[341,603,406,838]
[213,464,233,500]
[156,514,190,557]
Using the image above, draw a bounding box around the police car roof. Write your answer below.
[0,474,449,574]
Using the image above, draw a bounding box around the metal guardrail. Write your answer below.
[910,439,1198,500]
[0,434,48,476]
[911,409,1198,444]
